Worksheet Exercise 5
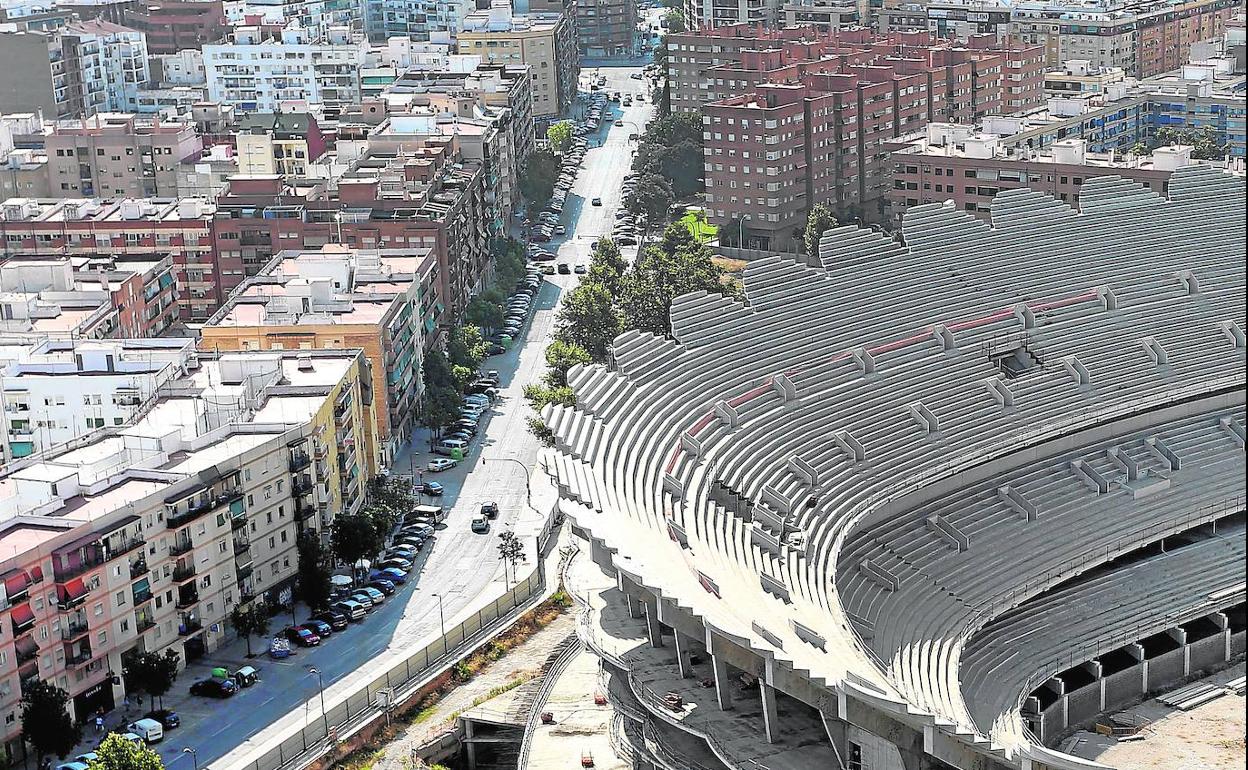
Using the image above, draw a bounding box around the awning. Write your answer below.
[14,634,37,659]
[28,565,42,583]
[2,569,30,595]
[56,578,87,605]
[10,602,34,627]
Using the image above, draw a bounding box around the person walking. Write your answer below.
[94,714,104,734]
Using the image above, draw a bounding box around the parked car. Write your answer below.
[617,234,638,245]
[555,225,566,236]
[575,264,588,274]
[358,586,385,605]
[557,263,571,274]
[127,719,164,744]
[368,579,396,596]
[471,514,490,533]
[419,481,444,496]
[427,458,457,472]
[350,590,380,609]
[303,619,334,638]
[313,610,349,630]
[190,678,237,698]
[377,558,412,573]
[234,666,260,687]
[379,567,408,584]
[284,625,321,647]
[331,599,367,622]
[481,501,499,518]
[145,709,181,729]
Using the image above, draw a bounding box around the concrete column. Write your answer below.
[625,593,642,619]
[1085,660,1105,710]
[464,719,477,770]
[1169,627,1189,676]
[644,602,663,648]
[760,682,779,744]
[1127,642,1146,694]
[711,654,733,711]
[673,630,690,678]
[1213,611,1230,661]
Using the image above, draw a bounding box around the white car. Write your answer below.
[427,458,457,472]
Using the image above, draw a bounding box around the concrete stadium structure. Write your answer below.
[539,165,1247,770]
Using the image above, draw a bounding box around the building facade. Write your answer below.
[44,113,204,199]
[121,0,228,54]
[236,113,330,178]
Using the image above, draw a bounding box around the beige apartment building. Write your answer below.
[0,347,379,765]
[458,1,579,119]
[44,113,204,198]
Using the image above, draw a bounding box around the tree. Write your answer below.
[519,148,560,211]
[555,283,620,362]
[526,416,555,446]
[524,383,576,411]
[229,601,271,657]
[588,238,627,295]
[663,8,686,32]
[543,340,593,388]
[125,650,179,710]
[448,326,486,370]
[88,732,165,770]
[21,681,79,761]
[625,173,674,223]
[465,296,504,333]
[418,385,462,442]
[617,223,727,336]
[632,113,703,199]
[423,348,455,391]
[331,512,384,568]
[295,532,333,612]
[803,204,837,262]
[546,120,574,153]
[497,530,526,588]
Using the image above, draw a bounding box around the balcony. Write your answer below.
[60,617,90,641]
[293,474,314,495]
[177,617,202,636]
[64,644,93,668]
[295,502,317,521]
[289,452,311,472]
[231,511,248,530]
[129,558,148,579]
[173,562,197,583]
[104,536,146,562]
[236,563,253,582]
[175,589,199,610]
[168,486,244,529]
[53,551,105,583]
[170,536,194,557]
[233,536,251,556]
[135,613,156,633]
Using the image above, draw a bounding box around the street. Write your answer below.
[95,63,656,770]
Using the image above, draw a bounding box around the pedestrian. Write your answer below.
[122,695,130,712]
[94,714,104,734]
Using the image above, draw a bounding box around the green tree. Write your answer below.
[125,650,179,710]
[331,512,383,568]
[546,120,574,153]
[465,296,504,332]
[625,173,674,223]
[555,283,620,362]
[633,113,703,199]
[543,340,592,388]
[88,732,165,770]
[524,383,576,411]
[418,385,462,442]
[617,223,727,336]
[803,203,837,262]
[519,148,560,211]
[448,326,486,370]
[588,238,627,294]
[228,601,271,657]
[526,416,555,446]
[423,348,455,391]
[295,531,333,612]
[663,8,686,32]
[21,681,80,761]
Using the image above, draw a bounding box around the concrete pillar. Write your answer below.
[673,630,690,678]
[1213,611,1230,661]
[1047,677,1067,734]
[1085,660,1105,710]
[1127,642,1146,694]
[1169,627,1189,676]
[711,654,733,711]
[625,593,642,619]
[644,602,663,648]
[760,681,779,744]
[820,709,849,764]
[464,719,477,770]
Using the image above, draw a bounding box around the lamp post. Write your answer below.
[737,214,750,249]
[483,455,533,511]
[181,747,197,770]
[307,666,328,738]
[431,592,446,640]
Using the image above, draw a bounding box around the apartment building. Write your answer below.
[878,0,1238,78]
[781,0,860,31]
[236,112,330,177]
[0,20,151,118]
[121,0,228,54]
[685,0,784,28]
[1044,59,1128,97]
[0,346,378,764]
[210,147,489,329]
[697,29,1046,245]
[0,338,194,462]
[886,121,1244,221]
[0,114,50,200]
[364,0,477,41]
[203,23,366,113]
[201,246,430,462]
[457,1,579,120]
[0,197,216,323]
[576,0,638,57]
[44,113,204,199]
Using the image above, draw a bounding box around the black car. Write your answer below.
[480,501,499,519]
[312,610,349,630]
[145,709,181,729]
[420,481,444,496]
[485,343,506,355]
[190,678,237,698]
[368,579,397,596]
[303,618,334,637]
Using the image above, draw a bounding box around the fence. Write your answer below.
[218,513,563,770]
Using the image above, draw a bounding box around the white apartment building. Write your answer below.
[365,0,477,42]
[203,23,366,112]
[0,338,195,463]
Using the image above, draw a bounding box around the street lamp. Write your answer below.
[737,214,751,249]
[307,666,328,738]
[181,747,197,770]
[483,455,533,511]
[431,592,446,640]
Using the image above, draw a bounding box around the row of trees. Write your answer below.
[526,229,730,442]
[623,113,704,226]
[1130,125,1227,160]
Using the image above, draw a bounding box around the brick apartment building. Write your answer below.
[44,113,204,199]
[122,0,228,54]
[693,26,1045,247]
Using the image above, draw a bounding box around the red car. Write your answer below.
[284,625,321,647]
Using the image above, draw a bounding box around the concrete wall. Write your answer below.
[1146,648,1185,690]
[0,34,56,116]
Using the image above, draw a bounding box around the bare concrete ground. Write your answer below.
[1068,663,1245,770]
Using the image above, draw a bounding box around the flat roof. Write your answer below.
[160,432,282,475]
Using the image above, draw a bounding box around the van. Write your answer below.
[434,438,469,457]
[331,599,367,622]
[126,719,164,744]
[412,503,444,522]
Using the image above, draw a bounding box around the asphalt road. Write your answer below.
[111,64,656,770]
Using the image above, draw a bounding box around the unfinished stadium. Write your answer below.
[540,165,1247,770]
